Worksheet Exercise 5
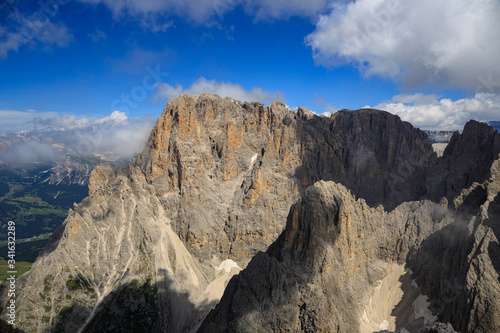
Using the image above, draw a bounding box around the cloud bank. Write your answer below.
[32,111,154,158]
[0,110,155,165]
[154,77,284,104]
[0,141,61,165]
[371,92,500,130]
[307,0,500,90]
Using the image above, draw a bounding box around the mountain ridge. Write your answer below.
[5,94,500,332]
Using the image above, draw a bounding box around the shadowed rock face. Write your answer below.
[200,133,500,332]
[199,171,500,332]
[199,182,451,332]
[8,94,500,333]
[426,120,500,202]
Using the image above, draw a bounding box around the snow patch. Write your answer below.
[379,320,389,330]
[413,294,438,325]
[361,310,370,323]
[249,153,258,169]
[359,263,405,333]
[411,279,419,289]
[217,259,240,273]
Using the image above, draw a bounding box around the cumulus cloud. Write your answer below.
[307,0,500,91]
[0,9,73,58]
[371,92,500,130]
[154,77,284,104]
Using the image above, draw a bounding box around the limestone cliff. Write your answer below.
[133,95,435,265]
[7,94,500,332]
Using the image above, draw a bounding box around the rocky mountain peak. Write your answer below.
[7,94,500,333]
[426,119,500,202]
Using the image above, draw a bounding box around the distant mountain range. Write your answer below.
[486,120,500,132]
[0,135,134,240]
[423,130,456,143]
[425,121,500,156]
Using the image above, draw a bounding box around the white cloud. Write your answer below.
[32,111,129,131]
[0,110,155,161]
[306,0,500,91]
[154,77,284,104]
[112,48,174,75]
[371,92,500,130]
[0,10,73,58]
[30,111,154,157]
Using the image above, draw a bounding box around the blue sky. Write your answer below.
[1,0,500,140]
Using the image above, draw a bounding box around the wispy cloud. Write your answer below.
[88,29,106,42]
[78,0,239,25]
[307,0,500,91]
[77,0,332,25]
[111,48,175,76]
[371,92,500,130]
[0,8,73,58]
[312,94,338,116]
[154,77,284,104]
[244,0,331,20]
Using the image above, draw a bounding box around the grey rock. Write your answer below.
[426,120,500,202]
[419,322,457,333]
[41,157,94,186]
